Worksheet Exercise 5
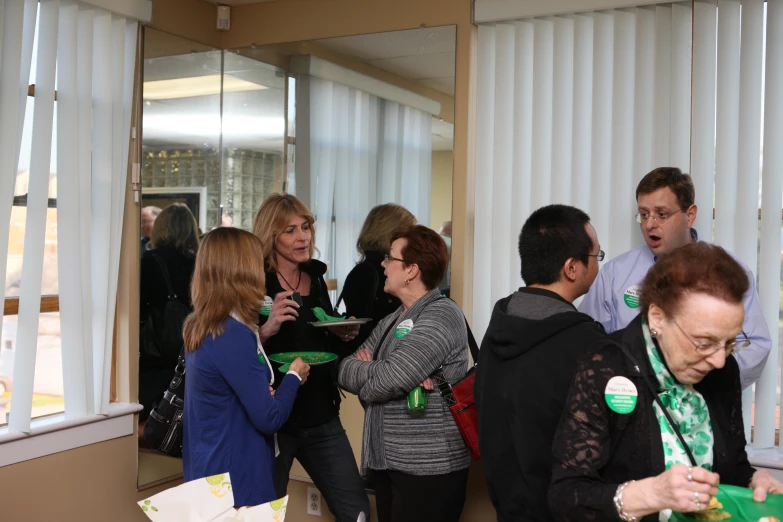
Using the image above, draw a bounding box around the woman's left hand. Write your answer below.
[355,348,372,362]
[269,386,275,398]
[328,317,360,342]
[420,378,434,391]
[750,469,783,502]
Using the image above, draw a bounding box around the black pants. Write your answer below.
[275,417,370,522]
[372,467,469,522]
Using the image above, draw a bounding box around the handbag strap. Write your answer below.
[169,348,186,388]
[149,253,178,300]
[612,340,697,467]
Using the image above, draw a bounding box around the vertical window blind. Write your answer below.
[0,0,141,434]
[475,0,783,448]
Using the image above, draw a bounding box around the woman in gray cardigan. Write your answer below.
[338,225,471,522]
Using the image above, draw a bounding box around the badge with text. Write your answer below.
[394,319,414,339]
[623,285,642,309]
[260,295,274,316]
[605,376,638,414]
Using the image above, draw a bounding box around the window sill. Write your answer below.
[0,402,142,467]
[747,445,783,472]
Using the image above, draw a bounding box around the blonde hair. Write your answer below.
[356,203,417,258]
[183,228,266,352]
[252,193,316,272]
[149,203,200,257]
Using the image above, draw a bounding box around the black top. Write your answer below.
[549,314,755,522]
[339,251,401,348]
[140,245,196,370]
[474,288,606,522]
[259,259,351,429]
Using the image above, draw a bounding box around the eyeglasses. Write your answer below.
[635,210,686,224]
[671,318,750,356]
[586,249,605,262]
[383,254,406,264]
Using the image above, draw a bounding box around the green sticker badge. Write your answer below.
[605,376,638,414]
[394,319,414,339]
[260,295,274,316]
[623,285,642,309]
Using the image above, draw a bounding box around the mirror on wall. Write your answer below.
[136,25,455,491]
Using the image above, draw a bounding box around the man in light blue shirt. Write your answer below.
[579,167,770,388]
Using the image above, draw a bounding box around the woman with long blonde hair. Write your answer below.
[252,193,370,522]
[181,227,310,507]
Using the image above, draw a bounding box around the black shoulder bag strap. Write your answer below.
[611,340,698,467]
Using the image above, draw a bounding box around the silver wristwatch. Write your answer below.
[613,481,638,522]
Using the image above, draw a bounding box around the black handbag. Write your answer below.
[142,349,185,457]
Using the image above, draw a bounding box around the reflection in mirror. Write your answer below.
[233,26,456,500]
[136,26,456,506]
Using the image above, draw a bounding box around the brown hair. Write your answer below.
[635,167,696,210]
[252,193,316,272]
[182,228,266,352]
[639,243,748,316]
[356,203,417,258]
[391,225,450,290]
[150,203,200,257]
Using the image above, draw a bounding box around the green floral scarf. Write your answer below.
[642,317,714,521]
[641,317,714,470]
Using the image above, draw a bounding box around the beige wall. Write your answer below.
[431,151,454,230]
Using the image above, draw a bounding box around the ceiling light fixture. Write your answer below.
[143,74,268,100]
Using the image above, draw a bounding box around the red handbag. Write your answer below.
[434,316,480,460]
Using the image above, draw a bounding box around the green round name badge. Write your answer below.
[605,376,638,414]
[394,319,414,339]
[260,296,274,316]
[623,285,642,309]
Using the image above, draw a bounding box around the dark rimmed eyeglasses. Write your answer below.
[671,318,751,356]
[383,254,406,264]
[586,249,605,262]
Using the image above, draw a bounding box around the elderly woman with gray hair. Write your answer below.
[339,225,470,522]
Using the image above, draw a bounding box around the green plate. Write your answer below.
[268,351,338,373]
[671,484,783,521]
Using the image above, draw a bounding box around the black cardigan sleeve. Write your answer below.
[549,349,624,522]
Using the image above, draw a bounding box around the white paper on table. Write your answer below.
[138,473,288,522]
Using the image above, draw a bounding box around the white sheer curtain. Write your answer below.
[0,0,138,432]
[307,76,432,294]
[473,3,692,340]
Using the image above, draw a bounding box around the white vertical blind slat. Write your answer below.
[56,0,89,418]
[590,11,614,258]
[531,19,553,207]
[632,6,655,194]
[0,0,27,348]
[77,5,95,413]
[10,0,59,434]
[472,24,496,339]
[734,0,764,271]
[756,0,783,450]
[510,20,533,291]
[609,9,636,257]
[551,16,574,205]
[670,2,691,171]
[713,0,741,251]
[571,14,593,215]
[90,10,113,414]
[690,0,717,241]
[14,0,37,173]
[490,23,514,308]
[653,5,672,166]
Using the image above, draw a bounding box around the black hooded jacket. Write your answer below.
[474,287,605,522]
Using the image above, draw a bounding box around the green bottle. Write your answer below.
[406,386,428,417]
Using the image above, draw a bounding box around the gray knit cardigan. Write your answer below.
[338,289,471,476]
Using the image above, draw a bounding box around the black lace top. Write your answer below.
[548,315,755,521]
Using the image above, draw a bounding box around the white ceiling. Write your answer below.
[314,26,456,97]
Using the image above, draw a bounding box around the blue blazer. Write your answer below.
[183,317,300,506]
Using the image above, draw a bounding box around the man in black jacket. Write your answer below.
[475,204,606,522]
